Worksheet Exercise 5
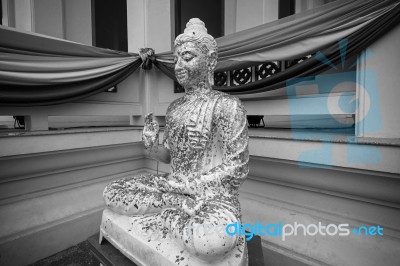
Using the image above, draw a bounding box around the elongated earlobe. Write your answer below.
[208,51,217,69]
[207,51,217,86]
[208,70,214,85]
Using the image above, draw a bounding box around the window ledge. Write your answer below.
[0,126,142,138]
[249,128,400,147]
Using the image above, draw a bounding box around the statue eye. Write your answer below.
[182,53,194,62]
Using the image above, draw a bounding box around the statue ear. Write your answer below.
[207,51,217,70]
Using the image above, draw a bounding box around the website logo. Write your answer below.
[226,221,384,241]
[286,39,382,168]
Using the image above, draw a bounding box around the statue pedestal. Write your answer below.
[98,208,249,266]
[88,232,264,266]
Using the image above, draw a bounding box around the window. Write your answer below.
[92,0,128,52]
[175,0,224,39]
[279,0,295,19]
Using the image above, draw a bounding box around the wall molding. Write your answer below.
[0,129,142,157]
[249,135,400,174]
[238,155,400,266]
[249,155,400,204]
[245,156,400,232]
[0,140,150,265]
[0,142,144,180]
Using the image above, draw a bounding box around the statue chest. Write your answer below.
[165,95,223,176]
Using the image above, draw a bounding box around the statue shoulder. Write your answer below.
[166,96,185,115]
[213,91,246,114]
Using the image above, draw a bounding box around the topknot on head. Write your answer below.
[174,18,218,56]
[184,18,208,35]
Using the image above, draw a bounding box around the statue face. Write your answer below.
[174,42,209,89]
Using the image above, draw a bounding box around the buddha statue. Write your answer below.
[100,18,249,266]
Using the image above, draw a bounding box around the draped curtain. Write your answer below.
[155,0,400,95]
[0,0,399,106]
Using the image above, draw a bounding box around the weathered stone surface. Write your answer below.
[100,18,249,265]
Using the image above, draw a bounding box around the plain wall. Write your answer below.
[33,0,64,39]
[64,0,92,45]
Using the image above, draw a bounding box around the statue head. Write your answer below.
[174,18,218,89]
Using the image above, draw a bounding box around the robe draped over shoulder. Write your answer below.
[164,90,249,211]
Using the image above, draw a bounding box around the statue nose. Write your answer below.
[175,58,185,69]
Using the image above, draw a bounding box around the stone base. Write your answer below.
[100,208,248,266]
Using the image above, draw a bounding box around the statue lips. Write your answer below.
[175,70,187,82]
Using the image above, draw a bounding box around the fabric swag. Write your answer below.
[0,0,399,105]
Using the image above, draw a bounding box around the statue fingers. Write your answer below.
[144,112,153,125]
[144,121,159,134]
[151,121,159,132]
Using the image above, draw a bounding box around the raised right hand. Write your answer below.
[142,113,159,150]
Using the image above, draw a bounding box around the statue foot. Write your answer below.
[100,208,248,266]
[161,202,240,260]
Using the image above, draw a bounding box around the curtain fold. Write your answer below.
[154,0,400,96]
[0,25,141,106]
[155,0,400,71]
[216,0,398,68]
[0,25,132,57]
[0,0,399,106]
[0,60,142,106]
[220,1,400,95]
